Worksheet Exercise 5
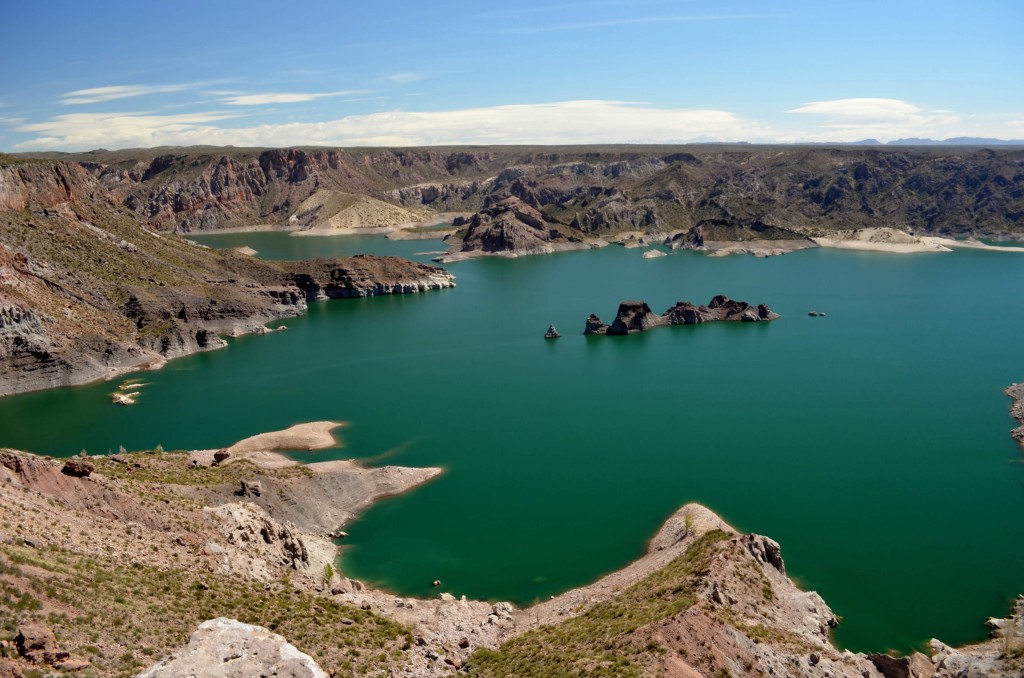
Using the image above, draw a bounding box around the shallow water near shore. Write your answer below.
[2,234,1023,654]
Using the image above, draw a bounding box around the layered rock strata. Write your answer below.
[0,161,455,396]
[48,146,1024,246]
[585,294,779,335]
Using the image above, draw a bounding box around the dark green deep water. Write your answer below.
[2,231,1023,654]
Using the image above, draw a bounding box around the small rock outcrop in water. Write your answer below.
[138,618,327,678]
[585,295,779,335]
[1007,382,1024,449]
[544,324,560,339]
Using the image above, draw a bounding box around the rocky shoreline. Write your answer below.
[1,416,1022,676]
[0,161,457,397]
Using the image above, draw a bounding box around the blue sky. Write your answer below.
[2,0,1022,150]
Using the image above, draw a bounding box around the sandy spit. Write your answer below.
[188,421,345,469]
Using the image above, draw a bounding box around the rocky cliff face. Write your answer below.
[0,160,456,396]
[279,255,455,300]
[439,195,571,261]
[78,148,522,232]
[585,295,778,335]
[42,146,1024,248]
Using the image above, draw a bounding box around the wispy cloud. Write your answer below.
[0,117,26,125]
[494,14,764,34]
[15,111,243,149]
[219,91,365,106]
[13,100,772,150]
[60,84,197,105]
[386,73,426,84]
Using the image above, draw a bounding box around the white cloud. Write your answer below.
[15,111,243,149]
[0,117,26,125]
[12,98,1021,150]
[60,84,196,105]
[12,100,772,150]
[787,98,924,119]
[219,91,364,106]
[784,98,966,142]
[386,73,426,84]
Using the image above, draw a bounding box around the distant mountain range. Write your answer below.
[846,137,1024,146]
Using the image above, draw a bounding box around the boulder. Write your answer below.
[15,623,59,664]
[213,450,231,463]
[745,534,786,574]
[138,618,327,678]
[60,459,94,478]
[236,479,262,498]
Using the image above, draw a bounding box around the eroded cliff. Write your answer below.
[48,146,1024,255]
[0,160,454,396]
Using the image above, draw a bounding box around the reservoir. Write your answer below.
[1,232,1022,654]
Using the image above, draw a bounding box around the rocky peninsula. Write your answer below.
[585,295,779,335]
[0,427,1021,677]
[0,161,454,397]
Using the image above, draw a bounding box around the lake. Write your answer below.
[1,231,1022,654]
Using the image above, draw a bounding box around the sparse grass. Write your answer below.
[90,451,314,487]
[465,530,731,677]
[0,543,410,677]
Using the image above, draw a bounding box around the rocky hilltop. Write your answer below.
[26,146,1021,259]
[585,295,779,335]
[0,434,1020,677]
[0,160,454,396]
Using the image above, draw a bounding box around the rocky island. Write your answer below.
[585,295,779,335]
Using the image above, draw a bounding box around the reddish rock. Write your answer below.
[61,459,94,478]
[15,623,57,663]
[0,657,24,678]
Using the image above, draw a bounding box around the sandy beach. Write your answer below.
[812,227,952,253]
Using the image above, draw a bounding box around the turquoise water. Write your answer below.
[1,233,1023,654]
